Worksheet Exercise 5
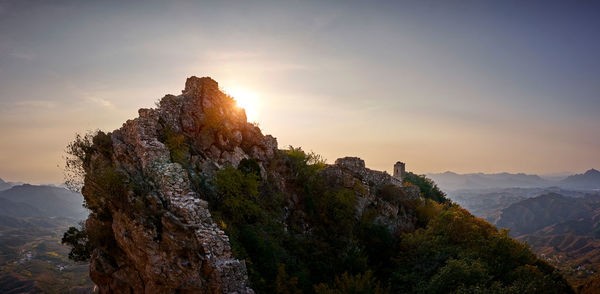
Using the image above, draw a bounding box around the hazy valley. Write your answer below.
[0,181,93,293]
[428,171,600,290]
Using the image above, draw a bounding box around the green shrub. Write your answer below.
[285,146,327,179]
[65,131,113,192]
[238,158,262,179]
[162,126,189,164]
[404,172,449,203]
[212,166,261,225]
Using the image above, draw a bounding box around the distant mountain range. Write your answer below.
[0,177,26,192]
[447,187,582,224]
[446,184,600,288]
[0,184,88,220]
[561,169,600,190]
[427,169,600,191]
[0,178,14,191]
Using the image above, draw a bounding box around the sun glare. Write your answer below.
[226,88,259,122]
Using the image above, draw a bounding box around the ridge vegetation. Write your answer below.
[62,77,573,293]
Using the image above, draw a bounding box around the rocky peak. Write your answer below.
[183,76,219,97]
[79,76,280,293]
[73,76,424,294]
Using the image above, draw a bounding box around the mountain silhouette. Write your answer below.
[561,169,600,190]
[0,184,87,219]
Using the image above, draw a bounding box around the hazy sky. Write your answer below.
[1,0,599,184]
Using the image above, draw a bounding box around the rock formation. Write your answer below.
[326,157,420,232]
[75,76,422,293]
[87,77,270,293]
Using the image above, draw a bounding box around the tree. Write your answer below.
[61,223,91,262]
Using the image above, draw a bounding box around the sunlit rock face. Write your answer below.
[87,77,273,293]
[81,76,420,293]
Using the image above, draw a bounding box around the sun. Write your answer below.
[226,87,259,122]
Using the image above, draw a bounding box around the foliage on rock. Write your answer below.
[404,172,450,203]
[62,76,573,294]
[61,224,92,262]
[195,146,573,293]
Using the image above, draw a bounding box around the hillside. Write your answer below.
[493,193,600,288]
[0,178,8,191]
[0,185,93,293]
[0,197,43,218]
[445,186,600,291]
[0,178,16,191]
[62,76,572,293]
[447,189,527,224]
[496,193,599,237]
[0,184,88,219]
[448,188,591,223]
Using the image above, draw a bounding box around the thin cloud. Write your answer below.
[86,96,116,109]
[60,77,117,110]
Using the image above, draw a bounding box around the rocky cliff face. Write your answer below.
[87,77,270,293]
[76,76,421,293]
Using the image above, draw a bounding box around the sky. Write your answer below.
[0,0,599,184]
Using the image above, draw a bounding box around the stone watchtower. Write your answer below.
[393,161,405,183]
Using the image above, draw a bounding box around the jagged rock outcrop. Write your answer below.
[85,77,275,293]
[77,76,422,293]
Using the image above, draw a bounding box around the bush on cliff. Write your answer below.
[63,131,125,263]
[162,126,189,165]
[404,172,449,203]
[61,224,92,262]
[200,147,572,293]
[63,128,573,293]
[212,165,262,225]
